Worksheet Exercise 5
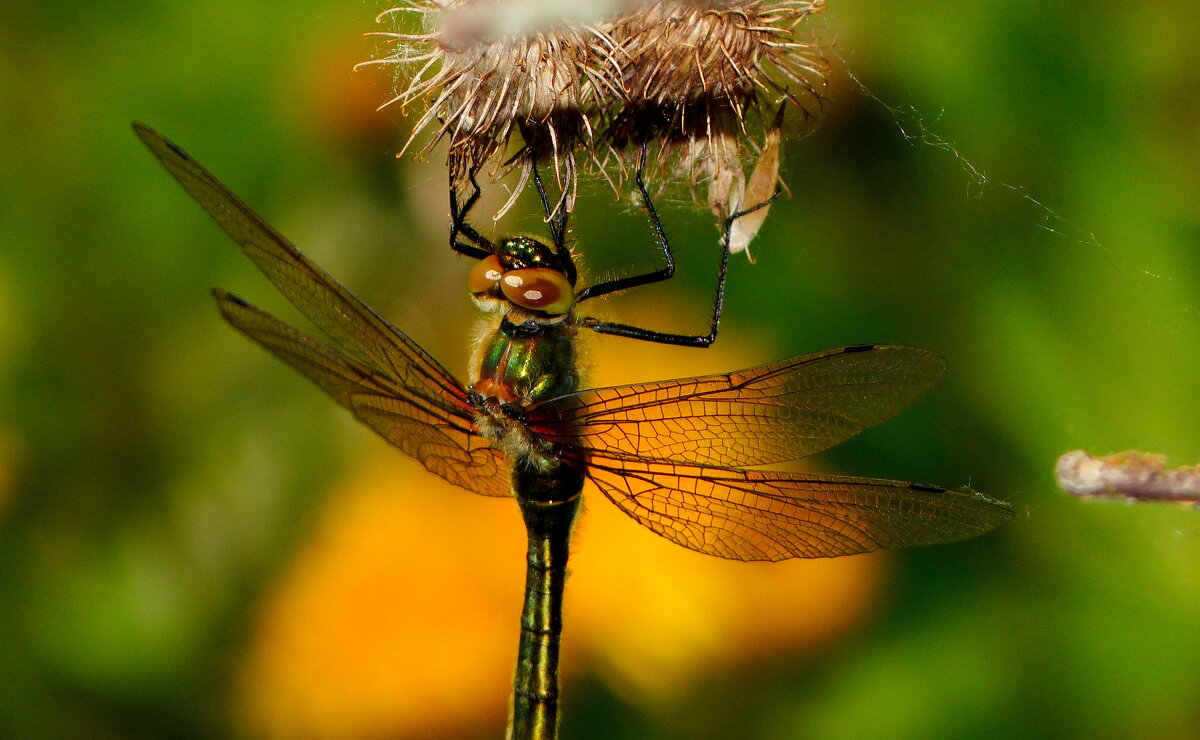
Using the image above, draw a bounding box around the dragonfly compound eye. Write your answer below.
[468,255,506,300]
[499,268,574,315]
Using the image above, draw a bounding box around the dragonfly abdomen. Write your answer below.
[512,480,580,740]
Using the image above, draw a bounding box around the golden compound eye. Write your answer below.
[499,268,574,314]
[467,255,505,298]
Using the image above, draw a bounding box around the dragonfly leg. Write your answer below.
[517,121,571,249]
[576,142,751,348]
[727,188,783,228]
[577,140,785,348]
[528,151,577,287]
[574,142,678,304]
[576,243,729,347]
[500,401,527,423]
[529,152,564,245]
[449,161,495,260]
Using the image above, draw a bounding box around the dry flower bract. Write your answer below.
[726,106,783,261]
[363,0,828,225]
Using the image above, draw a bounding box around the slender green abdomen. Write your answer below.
[509,463,582,740]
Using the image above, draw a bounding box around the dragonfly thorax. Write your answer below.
[468,236,575,317]
[470,313,579,404]
[469,263,581,466]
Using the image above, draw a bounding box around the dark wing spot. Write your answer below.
[844,344,877,353]
[165,139,190,160]
[908,483,948,493]
[219,291,251,308]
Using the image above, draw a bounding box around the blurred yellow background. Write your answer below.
[3,2,1200,738]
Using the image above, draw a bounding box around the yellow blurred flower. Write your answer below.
[236,465,525,739]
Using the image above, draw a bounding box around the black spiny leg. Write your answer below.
[574,143,677,304]
[577,182,781,348]
[449,163,494,260]
[529,155,576,286]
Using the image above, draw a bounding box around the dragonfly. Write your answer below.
[134,123,1014,740]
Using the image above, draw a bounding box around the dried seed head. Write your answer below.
[603,0,828,224]
[363,0,623,209]
[609,0,826,135]
[363,0,827,233]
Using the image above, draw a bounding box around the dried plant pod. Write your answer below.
[1057,450,1200,505]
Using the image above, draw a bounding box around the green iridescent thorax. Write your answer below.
[496,235,561,272]
[474,319,579,406]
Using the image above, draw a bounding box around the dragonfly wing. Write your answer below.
[579,457,1013,561]
[530,344,946,468]
[134,123,462,406]
[217,291,510,498]
[352,395,512,498]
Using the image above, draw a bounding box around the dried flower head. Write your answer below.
[363,0,624,210]
[363,0,828,234]
[603,0,828,221]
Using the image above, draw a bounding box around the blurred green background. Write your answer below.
[3,1,1200,738]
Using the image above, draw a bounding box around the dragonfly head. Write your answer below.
[468,236,576,317]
